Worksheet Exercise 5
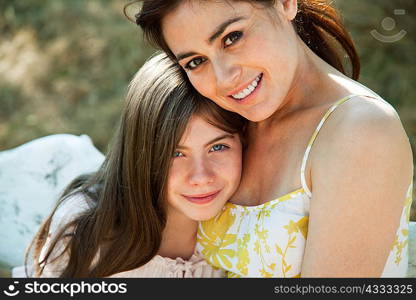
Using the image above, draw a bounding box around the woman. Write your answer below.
[133,0,413,277]
[26,53,245,277]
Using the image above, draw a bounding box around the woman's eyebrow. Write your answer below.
[175,16,247,62]
[177,51,197,62]
[208,16,247,44]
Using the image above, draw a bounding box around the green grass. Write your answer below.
[0,261,11,278]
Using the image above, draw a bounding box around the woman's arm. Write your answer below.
[301,97,413,277]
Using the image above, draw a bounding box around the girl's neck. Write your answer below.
[157,207,198,260]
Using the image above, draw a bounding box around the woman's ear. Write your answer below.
[275,0,298,21]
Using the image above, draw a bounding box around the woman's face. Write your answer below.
[162,0,299,122]
[167,115,242,221]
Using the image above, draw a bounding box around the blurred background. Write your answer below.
[0,0,415,275]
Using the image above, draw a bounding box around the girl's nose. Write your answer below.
[188,159,215,186]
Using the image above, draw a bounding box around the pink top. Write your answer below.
[108,252,223,278]
[36,193,224,278]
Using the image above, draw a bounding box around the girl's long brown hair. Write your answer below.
[131,0,360,80]
[26,53,246,278]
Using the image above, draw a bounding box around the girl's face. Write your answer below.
[167,115,242,221]
[162,0,299,122]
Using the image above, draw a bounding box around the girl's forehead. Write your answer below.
[180,115,233,144]
[185,115,226,134]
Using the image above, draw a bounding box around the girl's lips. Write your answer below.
[182,190,221,205]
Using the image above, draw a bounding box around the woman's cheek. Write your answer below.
[191,81,204,97]
[188,64,220,101]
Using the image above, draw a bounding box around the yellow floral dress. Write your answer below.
[196,95,413,278]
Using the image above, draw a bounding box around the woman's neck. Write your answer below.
[157,207,198,260]
[255,37,352,132]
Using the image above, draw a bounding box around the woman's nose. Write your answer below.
[212,57,241,92]
[188,159,215,186]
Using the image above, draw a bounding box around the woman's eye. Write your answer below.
[209,144,229,152]
[224,31,243,47]
[173,151,184,158]
[185,57,206,70]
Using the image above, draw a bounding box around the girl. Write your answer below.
[133,0,413,277]
[26,53,245,277]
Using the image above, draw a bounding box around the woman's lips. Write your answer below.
[227,73,263,104]
[182,190,221,204]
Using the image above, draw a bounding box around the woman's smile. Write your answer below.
[228,73,263,102]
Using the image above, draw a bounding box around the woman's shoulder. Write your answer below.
[340,95,399,122]
[301,96,413,277]
[316,95,410,151]
[311,94,413,188]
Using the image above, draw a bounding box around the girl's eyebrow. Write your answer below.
[176,134,234,150]
[175,16,247,62]
[204,134,234,147]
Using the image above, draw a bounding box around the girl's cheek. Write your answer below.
[218,151,243,172]
[169,160,186,179]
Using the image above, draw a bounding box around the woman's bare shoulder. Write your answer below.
[310,93,413,210]
[315,95,411,156]
[301,96,413,277]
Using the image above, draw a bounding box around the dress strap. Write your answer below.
[300,94,364,197]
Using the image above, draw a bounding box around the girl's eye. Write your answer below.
[224,31,243,47]
[173,151,184,158]
[209,144,229,152]
[185,57,207,70]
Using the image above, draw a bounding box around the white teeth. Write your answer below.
[231,74,261,100]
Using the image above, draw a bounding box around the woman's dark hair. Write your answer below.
[26,53,246,278]
[129,0,360,80]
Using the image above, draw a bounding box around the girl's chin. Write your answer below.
[186,210,221,222]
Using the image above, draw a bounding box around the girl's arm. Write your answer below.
[36,193,90,277]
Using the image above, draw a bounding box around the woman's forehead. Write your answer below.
[161,1,255,53]
[162,1,250,30]
[167,0,258,21]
